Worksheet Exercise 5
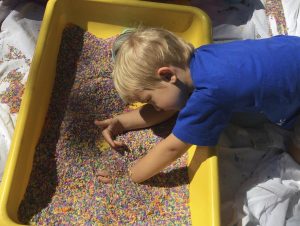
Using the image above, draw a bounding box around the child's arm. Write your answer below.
[95,104,177,148]
[119,103,177,130]
[129,133,191,183]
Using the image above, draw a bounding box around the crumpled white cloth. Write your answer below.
[0,0,25,23]
[191,0,300,42]
[218,121,300,226]
[235,153,300,226]
[0,1,43,181]
[1,1,43,57]
[0,104,14,180]
[191,0,271,42]
[217,122,293,226]
[282,0,300,36]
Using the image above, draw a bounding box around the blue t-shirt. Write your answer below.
[173,35,300,146]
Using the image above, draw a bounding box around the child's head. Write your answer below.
[112,27,194,105]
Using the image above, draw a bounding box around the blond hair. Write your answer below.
[112,27,194,103]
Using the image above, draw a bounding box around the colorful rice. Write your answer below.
[18,24,191,225]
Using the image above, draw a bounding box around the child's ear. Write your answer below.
[157,67,177,83]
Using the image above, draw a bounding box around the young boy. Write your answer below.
[95,27,300,183]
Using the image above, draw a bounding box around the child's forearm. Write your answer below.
[129,133,191,183]
[117,104,177,131]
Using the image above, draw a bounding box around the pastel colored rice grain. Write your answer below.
[18,24,191,225]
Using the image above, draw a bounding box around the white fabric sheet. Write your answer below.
[0,1,43,180]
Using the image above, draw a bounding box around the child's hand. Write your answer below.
[94,117,125,148]
[96,170,111,183]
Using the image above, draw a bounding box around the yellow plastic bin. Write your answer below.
[0,0,219,225]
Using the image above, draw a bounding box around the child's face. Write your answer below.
[134,66,193,111]
[136,80,190,111]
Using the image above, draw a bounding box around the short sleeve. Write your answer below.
[172,90,231,146]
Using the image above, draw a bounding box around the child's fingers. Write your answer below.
[97,170,111,183]
[98,176,111,183]
[102,129,117,148]
[98,124,124,149]
[114,140,124,147]
[94,119,110,129]
[97,169,109,177]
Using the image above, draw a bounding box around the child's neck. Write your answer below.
[170,65,194,94]
[177,67,194,94]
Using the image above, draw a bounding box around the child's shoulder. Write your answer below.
[193,35,300,63]
[196,35,300,50]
